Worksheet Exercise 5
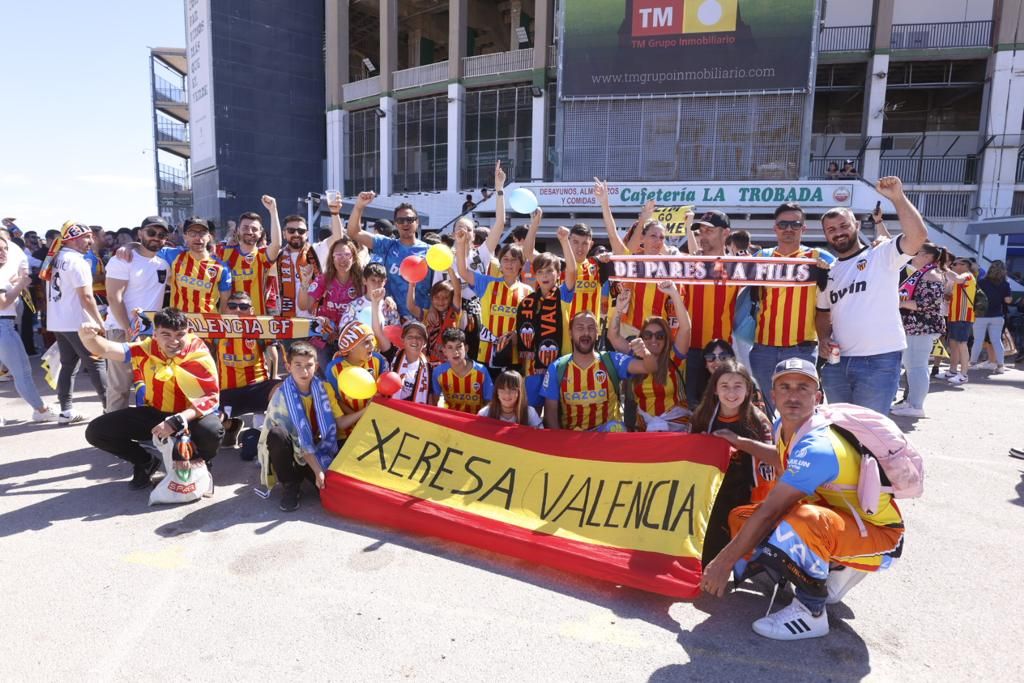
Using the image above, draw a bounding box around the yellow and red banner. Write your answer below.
[323,400,731,598]
[144,311,320,340]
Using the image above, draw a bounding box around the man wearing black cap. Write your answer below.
[156,217,232,314]
[103,216,170,411]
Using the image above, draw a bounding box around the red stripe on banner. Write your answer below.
[322,470,705,599]
[368,399,730,469]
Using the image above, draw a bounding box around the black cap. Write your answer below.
[693,210,731,229]
[141,216,169,230]
[184,217,211,232]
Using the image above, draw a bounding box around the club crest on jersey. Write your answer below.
[594,370,608,384]
[758,462,776,481]
[472,382,481,392]
[856,259,867,271]
[206,266,220,278]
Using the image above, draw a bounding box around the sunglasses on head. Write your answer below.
[286,227,307,235]
[226,302,252,311]
[394,216,418,224]
[705,352,734,362]
[640,330,666,341]
[776,220,804,230]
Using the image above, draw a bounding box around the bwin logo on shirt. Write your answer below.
[829,280,867,305]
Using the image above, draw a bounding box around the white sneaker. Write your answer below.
[825,566,868,605]
[972,361,996,370]
[992,365,1006,375]
[934,369,953,379]
[947,373,968,385]
[32,406,58,422]
[752,598,829,640]
[890,405,926,418]
[0,371,12,382]
[58,411,86,425]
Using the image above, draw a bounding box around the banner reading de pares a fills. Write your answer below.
[322,400,730,598]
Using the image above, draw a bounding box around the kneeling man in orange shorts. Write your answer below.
[701,358,903,640]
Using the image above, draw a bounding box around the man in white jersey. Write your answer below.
[814,177,927,415]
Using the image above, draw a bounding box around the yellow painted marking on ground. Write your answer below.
[122,545,187,570]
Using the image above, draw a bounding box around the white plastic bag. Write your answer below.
[149,432,213,506]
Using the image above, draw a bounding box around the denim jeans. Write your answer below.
[749,343,816,418]
[820,350,903,415]
[969,317,1005,365]
[0,318,44,410]
[901,333,938,410]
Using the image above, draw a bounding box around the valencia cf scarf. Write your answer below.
[898,262,936,302]
[277,245,320,317]
[516,287,565,371]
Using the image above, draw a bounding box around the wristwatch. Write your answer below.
[496,190,504,196]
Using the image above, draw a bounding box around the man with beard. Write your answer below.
[156,219,232,314]
[814,176,927,414]
[541,311,657,431]
[103,216,170,411]
[215,201,282,316]
[81,307,223,490]
[347,191,430,320]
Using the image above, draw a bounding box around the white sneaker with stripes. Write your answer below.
[752,598,829,640]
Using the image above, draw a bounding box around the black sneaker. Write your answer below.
[279,484,301,512]
[221,418,242,448]
[130,455,159,489]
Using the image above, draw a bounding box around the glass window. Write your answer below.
[344,108,380,196]
[392,95,448,192]
[462,85,533,189]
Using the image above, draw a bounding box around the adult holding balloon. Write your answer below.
[347,191,430,320]
[325,320,389,439]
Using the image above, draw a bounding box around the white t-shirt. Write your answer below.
[46,248,93,332]
[817,237,912,357]
[0,249,27,316]
[477,404,544,428]
[393,353,431,404]
[103,252,169,330]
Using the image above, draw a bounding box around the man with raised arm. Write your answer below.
[214,201,282,316]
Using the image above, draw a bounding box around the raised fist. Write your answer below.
[261,195,276,210]
[876,177,904,201]
[356,191,376,208]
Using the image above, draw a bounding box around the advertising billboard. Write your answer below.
[561,0,817,98]
[185,0,216,172]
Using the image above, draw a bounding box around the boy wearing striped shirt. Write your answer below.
[431,328,494,414]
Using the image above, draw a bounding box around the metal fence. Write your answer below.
[819,25,872,52]
[890,21,992,49]
[904,191,974,219]
[156,120,189,144]
[158,164,189,192]
[394,61,448,90]
[343,75,381,102]
[560,92,805,182]
[154,75,187,104]
[879,156,978,184]
[1013,191,1024,216]
[1017,154,1024,184]
[463,48,534,78]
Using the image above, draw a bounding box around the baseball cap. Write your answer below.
[692,210,731,230]
[771,357,819,385]
[141,216,169,231]
[184,218,211,232]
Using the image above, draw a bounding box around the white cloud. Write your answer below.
[0,172,32,187]
[76,174,154,189]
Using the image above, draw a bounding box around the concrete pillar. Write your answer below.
[510,1,522,49]
[379,96,396,196]
[326,109,347,193]
[409,27,422,67]
[872,0,894,51]
[325,0,349,108]
[449,0,467,81]
[861,0,895,180]
[380,0,398,93]
[448,83,465,191]
[978,49,1024,221]
[530,0,553,181]
[532,0,553,70]
[530,91,547,182]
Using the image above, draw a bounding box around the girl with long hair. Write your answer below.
[691,360,774,565]
[299,237,365,369]
[478,369,542,427]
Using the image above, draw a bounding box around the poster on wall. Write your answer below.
[185,0,216,172]
[560,0,817,98]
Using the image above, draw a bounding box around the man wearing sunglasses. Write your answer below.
[749,203,836,417]
[347,191,430,320]
[103,216,171,411]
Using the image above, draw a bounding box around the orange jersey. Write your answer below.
[622,282,684,331]
[431,361,493,414]
[326,352,388,435]
[633,350,686,416]
[949,273,976,323]
[475,273,531,366]
[168,250,232,313]
[216,245,273,315]
[568,257,602,322]
[682,283,740,348]
[754,247,831,346]
[216,338,269,389]
[128,333,219,414]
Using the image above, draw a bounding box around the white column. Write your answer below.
[861,54,889,181]
[448,83,465,192]
[326,108,347,192]
[379,96,396,197]
[531,90,547,182]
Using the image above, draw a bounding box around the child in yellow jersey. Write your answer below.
[431,328,494,414]
[325,320,388,437]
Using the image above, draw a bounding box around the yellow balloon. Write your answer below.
[425,243,454,272]
[338,366,377,400]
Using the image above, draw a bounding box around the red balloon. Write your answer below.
[383,324,404,350]
[377,371,403,397]
[399,255,429,283]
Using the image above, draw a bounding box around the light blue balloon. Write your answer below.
[507,187,539,215]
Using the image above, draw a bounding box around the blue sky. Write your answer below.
[2,0,185,232]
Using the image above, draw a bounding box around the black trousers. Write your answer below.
[20,305,36,355]
[220,379,281,418]
[55,330,107,411]
[266,425,319,487]
[85,406,224,467]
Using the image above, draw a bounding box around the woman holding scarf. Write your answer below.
[894,242,950,418]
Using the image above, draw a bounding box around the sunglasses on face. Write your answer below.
[394,216,418,225]
[705,352,734,362]
[286,227,307,235]
[776,220,804,230]
[144,229,168,239]
[226,302,252,311]
[640,330,666,341]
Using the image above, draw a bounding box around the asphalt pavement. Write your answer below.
[1,360,1022,682]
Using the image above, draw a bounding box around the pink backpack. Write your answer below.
[784,403,924,534]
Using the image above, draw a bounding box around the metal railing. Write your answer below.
[890,21,992,49]
[343,75,381,102]
[810,157,862,179]
[394,61,449,90]
[154,75,187,104]
[156,121,189,144]
[1012,191,1024,216]
[157,164,190,192]
[463,48,534,78]
[547,44,557,66]
[1016,155,1024,183]
[879,156,978,184]
[904,191,973,219]
[819,25,871,52]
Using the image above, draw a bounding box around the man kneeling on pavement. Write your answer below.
[81,307,224,489]
[702,358,904,640]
